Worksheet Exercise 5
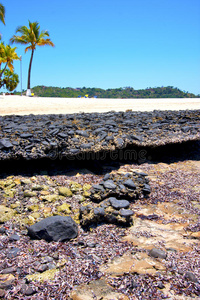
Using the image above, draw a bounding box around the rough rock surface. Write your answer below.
[0,107,199,299]
[79,170,151,227]
[0,109,199,161]
[89,170,150,201]
[0,160,199,298]
[27,216,78,242]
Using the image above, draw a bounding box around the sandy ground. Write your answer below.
[0,95,200,116]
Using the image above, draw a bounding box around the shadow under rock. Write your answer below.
[0,140,199,178]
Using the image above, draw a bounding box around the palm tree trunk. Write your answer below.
[0,62,7,79]
[27,49,34,89]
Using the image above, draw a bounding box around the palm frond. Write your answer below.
[0,4,5,25]
[7,61,14,73]
[10,35,29,45]
[37,38,55,47]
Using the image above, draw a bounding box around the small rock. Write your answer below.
[0,274,15,289]
[92,184,105,191]
[86,242,96,248]
[184,271,198,283]
[37,264,48,272]
[58,187,72,197]
[157,281,165,289]
[120,209,134,217]
[76,130,89,137]
[1,267,16,274]
[9,234,20,241]
[103,180,117,190]
[7,247,21,258]
[148,248,167,259]
[103,173,110,181]
[0,227,6,234]
[20,133,33,138]
[93,207,105,216]
[143,183,151,194]
[109,198,130,209]
[0,138,13,149]
[41,194,60,202]
[0,206,16,223]
[24,190,37,197]
[41,256,54,264]
[21,284,36,296]
[47,263,56,270]
[31,185,44,191]
[26,268,58,282]
[115,137,124,147]
[124,179,136,190]
[58,132,68,138]
[178,269,184,275]
[57,203,71,213]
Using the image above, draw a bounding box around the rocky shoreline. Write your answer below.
[0,109,199,299]
[0,110,199,161]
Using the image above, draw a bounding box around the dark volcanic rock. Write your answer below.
[21,284,36,296]
[20,133,33,139]
[79,202,134,227]
[103,180,117,190]
[7,247,21,258]
[109,198,130,209]
[9,234,20,241]
[119,209,134,217]
[0,138,13,149]
[79,170,148,227]
[124,179,136,190]
[148,248,167,259]
[0,110,199,161]
[27,216,78,242]
[184,271,199,283]
[90,171,150,202]
[142,183,151,194]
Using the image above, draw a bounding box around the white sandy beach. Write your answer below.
[0,95,200,116]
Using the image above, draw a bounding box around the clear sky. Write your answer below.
[1,0,200,94]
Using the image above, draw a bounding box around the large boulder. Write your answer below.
[27,216,78,242]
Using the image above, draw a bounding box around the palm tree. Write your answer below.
[10,20,54,96]
[0,42,19,79]
[0,3,5,25]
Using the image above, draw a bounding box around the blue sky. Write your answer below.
[1,0,200,94]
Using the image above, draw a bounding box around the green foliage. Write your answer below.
[31,86,198,98]
[0,3,5,25]
[0,4,19,92]
[0,69,19,91]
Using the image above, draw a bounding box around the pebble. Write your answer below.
[0,227,6,234]
[109,198,130,209]
[21,284,36,296]
[7,247,21,258]
[148,248,167,259]
[119,209,134,217]
[124,179,136,190]
[9,234,20,241]
[103,180,117,190]
[184,271,198,283]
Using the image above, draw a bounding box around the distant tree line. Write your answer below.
[15,85,199,98]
